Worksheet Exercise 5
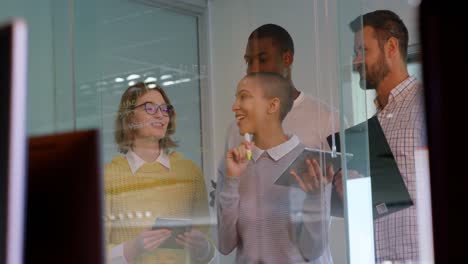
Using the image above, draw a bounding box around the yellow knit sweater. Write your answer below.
[104,152,212,264]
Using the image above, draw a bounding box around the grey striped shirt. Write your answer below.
[217,135,331,264]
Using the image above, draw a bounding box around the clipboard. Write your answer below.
[152,217,192,249]
[327,116,413,219]
[274,148,350,188]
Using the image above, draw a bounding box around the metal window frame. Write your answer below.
[130,0,215,179]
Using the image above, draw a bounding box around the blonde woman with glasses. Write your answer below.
[105,82,213,264]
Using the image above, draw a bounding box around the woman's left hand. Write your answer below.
[175,229,211,261]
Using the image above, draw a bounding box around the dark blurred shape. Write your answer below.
[209,180,216,207]
[25,130,103,264]
[327,116,413,219]
[420,1,458,262]
[0,18,28,264]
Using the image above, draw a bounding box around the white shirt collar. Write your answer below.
[252,134,300,162]
[292,91,305,108]
[125,149,171,174]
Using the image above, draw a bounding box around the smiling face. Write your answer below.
[130,90,170,141]
[232,77,271,135]
[353,26,390,90]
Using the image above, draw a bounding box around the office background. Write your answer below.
[1,0,427,263]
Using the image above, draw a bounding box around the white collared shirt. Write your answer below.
[125,149,171,174]
[251,134,300,162]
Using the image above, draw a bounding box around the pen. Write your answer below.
[244,133,252,160]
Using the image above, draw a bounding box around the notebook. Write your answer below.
[327,116,413,219]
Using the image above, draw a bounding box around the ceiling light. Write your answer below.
[160,74,173,80]
[145,77,157,83]
[127,74,140,81]
[162,81,175,86]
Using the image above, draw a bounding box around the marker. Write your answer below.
[244,133,252,160]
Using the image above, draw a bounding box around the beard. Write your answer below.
[359,53,390,90]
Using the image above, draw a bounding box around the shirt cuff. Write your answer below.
[192,238,213,262]
[110,243,129,264]
[219,177,240,210]
[223,177,240,192]
[303,184,331,221]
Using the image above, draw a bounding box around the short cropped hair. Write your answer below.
[349,10,409,60]
[248,24,295,54]
[245,72,294,121]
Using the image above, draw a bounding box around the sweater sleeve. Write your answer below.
[104,163,130,264]
[190,163,215,263]
[296,183,331,261]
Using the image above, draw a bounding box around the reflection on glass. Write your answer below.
[347,10,427,263]
[217,73,332,263]
[215,22,341,263]
[73,0,203,166]
[105,82,213,263]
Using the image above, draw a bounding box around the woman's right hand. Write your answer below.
[333,169,361,200]
[225,140,254,178]
[123,228,172,261]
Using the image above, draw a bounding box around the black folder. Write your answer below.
[327,116,413,219]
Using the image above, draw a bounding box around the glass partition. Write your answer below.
[336,0,374,262]
[1,0,433,263]
[73,0,204,165]
[336,1,430,264]
[71,1,214,263]
[0,0,58,135]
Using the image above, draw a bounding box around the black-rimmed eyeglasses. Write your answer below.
[132,102,174,116]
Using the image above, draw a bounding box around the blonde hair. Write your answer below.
[114,82,177,154]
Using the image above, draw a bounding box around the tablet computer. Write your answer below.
[274,148,350,188]
[152,217,192,249]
